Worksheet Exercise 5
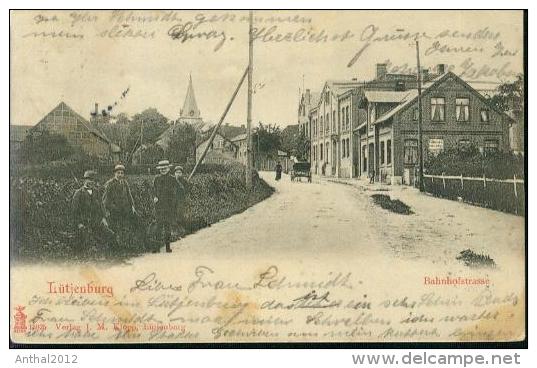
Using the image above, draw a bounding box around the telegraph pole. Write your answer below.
[140,119,144,164]
[416,41,424,192]
[246,10,254,189]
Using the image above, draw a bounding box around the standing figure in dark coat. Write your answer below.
[153,160,180,253]
[275,161,283,181]
[102,164,146,246]
[174,165,190,233]
[72,170,116,251]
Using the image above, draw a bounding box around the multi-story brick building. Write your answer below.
[306,63,513,185]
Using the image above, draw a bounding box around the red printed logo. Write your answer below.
[13,305,27,333]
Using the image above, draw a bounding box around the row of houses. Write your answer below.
[298,63,517,185]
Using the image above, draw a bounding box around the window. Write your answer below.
[326,113,330,133]
[333,111,336,131]
[413,108,419,121]
[459,139,471,148]
[320,143,324,160]
[346,106,350,130]
[387,139,392,165]
[483,139,499,155]
[456,98,470,122]
[428,138,444,156]
[480,109,490,122]
[342,140,346,158]
[380,141,385,164]
[404,139,418,165]
[320,117,323,135]
[326,143,330,163]
[347,138,351,157]
[431,98,445,122]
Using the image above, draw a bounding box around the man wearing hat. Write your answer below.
[153,160,181,253]
[102,164,142,238]
[72,170,116,250]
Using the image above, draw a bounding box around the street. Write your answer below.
[170,172,524,270]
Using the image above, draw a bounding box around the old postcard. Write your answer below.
[9,10,526,344]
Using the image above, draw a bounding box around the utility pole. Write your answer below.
[188,67,249,181]
[140,118,144,164]
[246,10,254,189]
[416,41,424,192]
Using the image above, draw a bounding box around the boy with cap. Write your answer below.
[103,164,145,242]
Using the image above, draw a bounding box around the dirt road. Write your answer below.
[170,172,524,270]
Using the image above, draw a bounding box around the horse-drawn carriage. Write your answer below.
[290,162,312,183]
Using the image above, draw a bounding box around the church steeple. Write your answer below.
[180,74,201,120]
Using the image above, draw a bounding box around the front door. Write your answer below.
[368,143,375,176]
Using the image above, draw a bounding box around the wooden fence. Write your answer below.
[423,173,525,216]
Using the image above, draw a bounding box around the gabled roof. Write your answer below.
[196,131,238,149]
[372,90,419,125]
[371,72,516,126]
[231,133,247,142]
[324,80,364,98]
[32,102,114,146]
[180,74,201,119]
[364,90,414,104]
[309,92,321,106]
[10,125,31,142]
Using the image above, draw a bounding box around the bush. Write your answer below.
[10,161,273,262]
[425,146,524,180]
[371,194,413,215]
[18,131,75,164]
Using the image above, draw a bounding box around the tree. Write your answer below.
[486,74,524,113]
[125,108,170,159]
[166,122,198,164]
[486,74,525,152]
[252,123,281,158]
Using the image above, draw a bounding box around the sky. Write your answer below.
[10,10,524,127]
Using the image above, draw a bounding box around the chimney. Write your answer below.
[94,103,99,115]
[436,64,446,75]
[421,68,429,82]
[376,63,387,79]
[241,124,245,129]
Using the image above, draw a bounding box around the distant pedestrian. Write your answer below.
[102,164,146,247]
[72,170,116,252]
[153,160,181,253]
[275,161,282,181]
[369,170,375,184]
